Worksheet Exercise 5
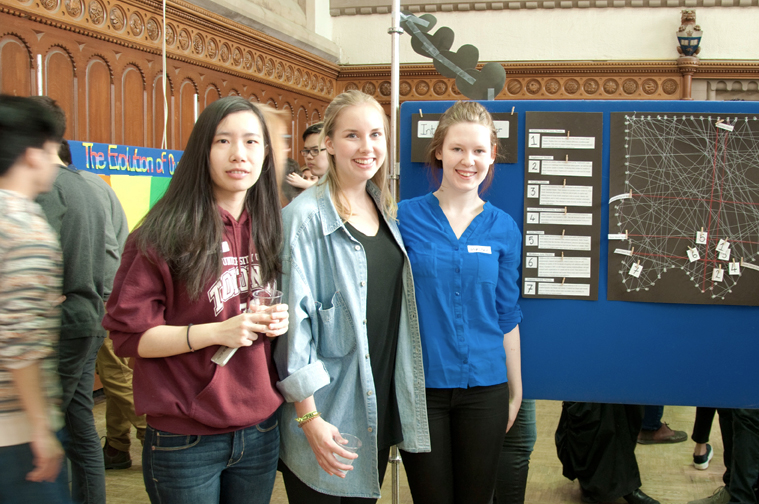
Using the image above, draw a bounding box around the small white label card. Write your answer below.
[687,247,701,262]
[729,261,741,275]
[527,185,540,199]
[716,121,734,132]
[695,231,708,244]
[527,212,540,224]
[716,238,730,254]
[718,248,731,261]
[222,241,230,253]
[712,267,724,282]
[628,262,643,278]
[525,256,538,269]
[523,281,536,295]
[525,235,539,247]
[528,160,540,173]
[467,245,491,254]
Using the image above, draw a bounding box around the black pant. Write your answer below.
[729,409,759,504]
[400,383,510,504]
[692,407,733,486]
[280,447,391,504]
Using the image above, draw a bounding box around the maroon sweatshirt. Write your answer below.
[103,207,283,435]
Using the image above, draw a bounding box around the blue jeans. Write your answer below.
[58,335,105,504]
[641,405,664,431]
[494,399,537,504]
[142,415,280,504]
[0,429,71,504]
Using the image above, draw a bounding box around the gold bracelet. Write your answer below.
[295,411,321,428]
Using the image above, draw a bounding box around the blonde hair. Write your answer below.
[319,90,396,221]
[425,101,497,191]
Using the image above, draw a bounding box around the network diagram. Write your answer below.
[608,113,759,306]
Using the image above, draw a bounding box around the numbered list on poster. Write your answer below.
[522,112,603,300]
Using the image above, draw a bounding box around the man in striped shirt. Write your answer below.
[0,95,69,503]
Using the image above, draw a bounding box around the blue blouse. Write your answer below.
[397,192,523,389]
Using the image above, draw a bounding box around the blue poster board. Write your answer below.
[400,100,759,408]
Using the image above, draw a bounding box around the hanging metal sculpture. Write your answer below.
[400,11,506,100]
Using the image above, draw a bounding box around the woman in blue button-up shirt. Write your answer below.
[397,101,524,504]
[273,90,430,502]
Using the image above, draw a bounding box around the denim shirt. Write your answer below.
[274,182,430,498]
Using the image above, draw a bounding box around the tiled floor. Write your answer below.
[96,399,727,503]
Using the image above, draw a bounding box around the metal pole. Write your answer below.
[388,0,402,202]
[388,2,403,503]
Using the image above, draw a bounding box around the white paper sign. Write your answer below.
[523,281,536,295]
[493,121,510,139]
[527,185,540,199]
[629,262,643,278]
[417,121,439,138]
[729,262,741,276]
[712,268,724,282]
[687,248,701,262]
[718,248,731,261]
[716,239,730,253]
[696,231,708,245]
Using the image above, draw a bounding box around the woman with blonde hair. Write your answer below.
[397,101,523,504]
[274,90,429,503]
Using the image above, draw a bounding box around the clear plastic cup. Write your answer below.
[334,433,361,473]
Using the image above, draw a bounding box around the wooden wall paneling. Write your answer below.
[178,78,197,150]
[228,87,239,96]
[86,57,112,144]
[152,73,172,149]
[281,101,294,156]
[205,83,220,108]
[0,35,32,96]
[45,46,76,138]
[122,64,145,146]
[296,106,308,160]
[248,93,259,103]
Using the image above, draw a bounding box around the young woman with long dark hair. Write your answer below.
[102,96,289,504]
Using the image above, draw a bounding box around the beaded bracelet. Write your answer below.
[295,411,321,428]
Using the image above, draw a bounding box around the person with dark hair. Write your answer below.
[102,96,289,504]
[396,101,523,504]
[0,95,69,502]
[58,139,146,469]
[286,122,327,193]
[31,96,108,504]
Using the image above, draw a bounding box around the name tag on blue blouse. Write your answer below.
[467,245,492,254]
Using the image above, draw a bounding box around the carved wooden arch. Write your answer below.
[122,61,146,89]
[281,101,294,119]
[266,98,277,109]
[248,93,259,103]
[228,88,239,96]
[0,32,33,66]
[45,44,77,76]
[180,76,199,95]
[310,109,321,123]
[204,83,221,106]
[87,53,114,83]
[153,72,175,96]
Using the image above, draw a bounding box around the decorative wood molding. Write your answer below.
[329,0,759,16]
[3,0,339,100]
[338,61,759,102]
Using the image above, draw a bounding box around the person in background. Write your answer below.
[637,406,687,444]
[0,95,69,503]
[102,97,289,504]
[274,90,430,503]
[396,100,523,504]
[59,139,147,469]
[260,105,293,207]
[286,122,328,194]
[31,96,107,504]
[556,402,660,504]
[281,158,306,204]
